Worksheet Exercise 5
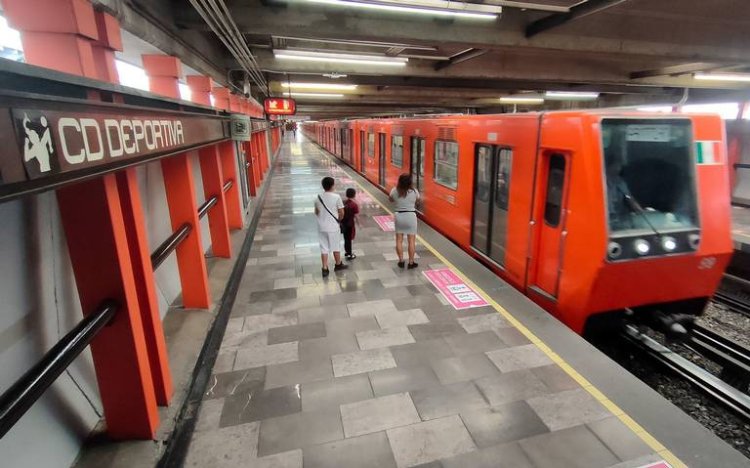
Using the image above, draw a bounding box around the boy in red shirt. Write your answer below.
[341,188,360,260]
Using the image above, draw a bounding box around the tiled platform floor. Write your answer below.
[184,137,663,468]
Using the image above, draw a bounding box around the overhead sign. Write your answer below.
[264,98,296,116]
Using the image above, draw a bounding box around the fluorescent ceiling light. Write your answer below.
[545,91,599,100]
[275,50,408,66]
[301,0,499,20]
[286,92,346,98]
[694,73,750,83]
[281,82,358,90]
[500,96,544,104]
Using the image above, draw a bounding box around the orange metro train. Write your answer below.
[302,111,733,335]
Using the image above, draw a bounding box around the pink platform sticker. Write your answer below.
[423,268,489,310]
[637,463,671,468]
[373,215,395,231]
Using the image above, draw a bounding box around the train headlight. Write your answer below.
[688,233,700,250]
[661,236,677,252]
[633,239,650,256]
[607,242,622,259]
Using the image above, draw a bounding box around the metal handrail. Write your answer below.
[223,179,233,192]
[151,223,192,270]
[0,300,119,439]
[197,196,218,220]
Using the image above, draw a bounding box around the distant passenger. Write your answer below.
[341,188,360,260]
[389,174,420,269]
[315,176,348,277]
[605,155,642,227]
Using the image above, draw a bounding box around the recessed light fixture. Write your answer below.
[282,82,358,90]
[285,92,346,98]
[545,91,600,100]
[323,73,348,79]
[274,50,408,67]
[301,0,500,20]
[499,96,544,104]
[694,72,750,83]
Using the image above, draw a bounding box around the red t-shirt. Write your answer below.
[342,199,360,235]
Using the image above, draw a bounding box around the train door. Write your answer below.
[530,152,570,298]
[378,132,386,186]
[340,128,346,160]
[348,129,354,163]
[410,136,425,193]
[360,130,366,170]
[471,145,512,265]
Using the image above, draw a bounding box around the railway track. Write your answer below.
[621,324,750,422]
[687,324,750,392]
[715,274,750,317]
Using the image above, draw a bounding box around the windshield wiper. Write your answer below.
[619,187,662,238]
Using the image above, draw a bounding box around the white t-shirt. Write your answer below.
[315,192,344,232]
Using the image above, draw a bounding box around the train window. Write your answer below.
[496,149,512,211]
[391,135,404,167]
[368,133,375,158]
[434,140,459,190]
[602,119,698,235]
[544,154,566,227]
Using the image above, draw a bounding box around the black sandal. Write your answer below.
[407,262,419,269]
[322,268,330,277]
[397,261,405,268]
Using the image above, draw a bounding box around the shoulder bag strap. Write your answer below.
[318,194,340,223]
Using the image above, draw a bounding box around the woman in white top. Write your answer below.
[389,174,420,269]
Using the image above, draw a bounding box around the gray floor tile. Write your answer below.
[369,365,440,397]
[389,338,455,368]
[303,432,398,468]
[332,347,398,377]
[247,449,303,468]
[527,388,610,431]
[341,392,421,438]
[264,358,332,390]
[220,384,301,427]
[213,350,236,373]
[365,285,414,301]
[605,454,666,468]
[326,316,380,337]
[430,354,499,385]
[268,322,327,345]
[356,326,416,350]
[456,313,510,333]
[531,364,580,392]
[485,343,553,372]
[408,322,466,341]
[375,308,429,329]
[194,398,224,433]
[250,288,298,302]
[297,305,349,324]
[299,334,360,361]
[411,381,488,420]
[441,442,535,468]
[185,421,260,467]
[244,312,298,333]
[205,366,266,400]
[393,294,444,311]
[587,417,653,462]
[386,415,477,468]
[444,330,507,356]
[460,401,550,447]
[270,296,321,314]
[235,341,299,369]
[297,282,343,297]
[348,299,399,317]
[231,300,273,317]
[320,291,368,306]
[301,374,374,411]
[221,330,268,351]
[258,408,344,456]
[494,327,532,347]
[519,425,620,468]
[475,369,551,406]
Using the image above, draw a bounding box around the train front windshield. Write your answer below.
[602,118,699,236]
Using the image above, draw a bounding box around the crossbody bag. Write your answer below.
[318,194,340,224]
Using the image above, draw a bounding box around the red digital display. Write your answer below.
[264,98,297,116]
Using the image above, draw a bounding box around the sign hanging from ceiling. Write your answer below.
[264,97,297,116]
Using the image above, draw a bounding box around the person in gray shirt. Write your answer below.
[389,174,420,269]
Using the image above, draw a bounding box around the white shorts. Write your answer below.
[318,230,342,254]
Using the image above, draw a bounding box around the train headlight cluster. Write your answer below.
[633,239,650,256]
[607,242,622,259]
[661,236,677,252]
[688,233,701,250]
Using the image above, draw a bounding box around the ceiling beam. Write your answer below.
[434,48,488,71]
[629,62,726,79]
[526,0,630,38]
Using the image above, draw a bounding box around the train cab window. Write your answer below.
[391,135,404,167]
[368,133,375,158]
[544,154,566,227]
[434,140,459,189]
[602,119,698,235]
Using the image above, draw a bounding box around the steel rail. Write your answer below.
[622,325,750,422]
[712,289,750,318]
[687,324,750,391]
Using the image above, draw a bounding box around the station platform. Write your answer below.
[182,137,747,468]
[732,205,750,252]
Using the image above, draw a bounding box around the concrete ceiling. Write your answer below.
[100,0,750,118]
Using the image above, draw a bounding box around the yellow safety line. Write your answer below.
[312,143,686,468]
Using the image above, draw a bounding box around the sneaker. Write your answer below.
[397,261,405,268]
[407,262,419,269]
[345,253,357,260]
[334,263,349,271]
[322,268,330,278]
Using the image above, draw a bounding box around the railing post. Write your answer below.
[199,146,232,257]
[219,141,244,229]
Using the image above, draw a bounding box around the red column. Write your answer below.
[245,140,258,197]
[4,0,161,438]
[212,87,230,111]
[187,75,212,107]
[161,155,211,309]
[199,146,232,257]
[229,95,242,113]
[219,141,244,229]
[91,10,120,83]
[142,54,181,99]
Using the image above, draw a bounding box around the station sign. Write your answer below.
[230,114,251,141]
[264,97,296,116]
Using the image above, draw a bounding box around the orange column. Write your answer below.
[245,139,258,197]
[93,10,172,405]
[187,75,211,106]
[212,87,230,111]
[229,94,242,113]
[4,0,160,438]
[219,141,244,228]
[199,146,232,258]
[142,54,181,99]
[161,155,211,308]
